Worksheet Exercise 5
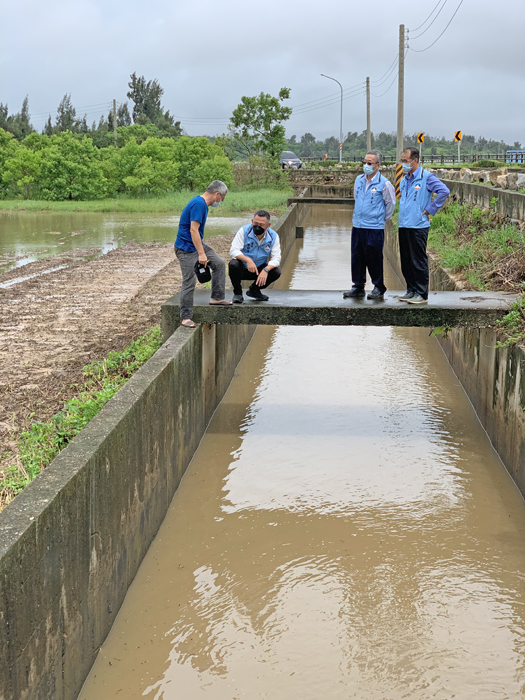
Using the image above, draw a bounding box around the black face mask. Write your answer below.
[253,225,265,236]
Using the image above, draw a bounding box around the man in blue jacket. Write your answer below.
[398,147,450,305]
[343,150,395,300]
[174,180,232,328]
[228,210,281,303]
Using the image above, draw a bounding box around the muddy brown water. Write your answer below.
[0,211,246,274]
[79,206,525,699]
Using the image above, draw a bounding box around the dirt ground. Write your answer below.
[0,235,234,476]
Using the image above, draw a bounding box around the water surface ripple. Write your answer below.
[80,205,525,700]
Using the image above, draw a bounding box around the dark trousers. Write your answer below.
[351,227,386,293]
[228,258,282,294]
[398,227,430,299]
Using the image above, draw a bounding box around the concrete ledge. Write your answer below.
[287,196,354,206]
[162,289,515,329]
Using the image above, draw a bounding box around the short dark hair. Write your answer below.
[253,209,270,220]
[403,147,420,161]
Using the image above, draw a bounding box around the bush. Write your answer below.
[471,160,502,169]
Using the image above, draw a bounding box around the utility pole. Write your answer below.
[366,77,371,153]
[113,99,117,148]
[396,24,405,163]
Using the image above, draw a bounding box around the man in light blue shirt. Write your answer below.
[398,147,450,305]
[344,150,395,301]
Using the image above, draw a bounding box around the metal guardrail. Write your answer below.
[297,154,524,165]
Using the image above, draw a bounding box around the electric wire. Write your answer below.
[371,56,399,87]
[370,54,398,85]
[410,0,465,52]
[410,0,447,32]
[290,82,365,110]
[292,87,366,116]
[410,0,449,39]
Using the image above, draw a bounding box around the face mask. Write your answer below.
[211,198,221,208]
[252,224,265,236]
[402,162,412,174]
[363,164,375,175]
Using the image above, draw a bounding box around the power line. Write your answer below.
[410,0,447,32]
[371,54,398,85]
[410,0,465,52]
[371,56,399,87]
[290,82,365,110]
[410,0,449,39]
[371,71,399,98]
[292,87,365,116]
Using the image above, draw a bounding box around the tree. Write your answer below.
[0,97,34,140]
[300,132,316,157]
[55,94,76,133]
[172,136,231,190]
[229,88,292,159]
[3,148,42,199]
[126,73,181,137]
[39,131,107,200]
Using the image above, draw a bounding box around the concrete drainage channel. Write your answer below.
[0,202,308,700]
[2,186,525,699]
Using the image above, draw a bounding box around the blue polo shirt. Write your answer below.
[175,196,208,252]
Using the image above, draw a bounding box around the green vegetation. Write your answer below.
[426,199,525,291]
[0,128,233,201]
[0,327,163,507]
[286,131,522,162]
[0,187,293,214]
[228,88,291,161]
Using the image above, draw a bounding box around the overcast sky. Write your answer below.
[1,0,524,146]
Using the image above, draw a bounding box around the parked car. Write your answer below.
[280,151,303,169]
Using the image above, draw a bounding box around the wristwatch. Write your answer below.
[263,267,270,273]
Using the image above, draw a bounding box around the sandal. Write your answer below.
[209,299,233,306]
[181,319,196,328]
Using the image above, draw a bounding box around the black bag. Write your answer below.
[194,260,211,283]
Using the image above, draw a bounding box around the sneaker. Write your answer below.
[367,287,385,300]
[343,288,366,299]
[398,291,415,301]
[406,294,428,305]
[246,287,269,301]
[232,293,244,304]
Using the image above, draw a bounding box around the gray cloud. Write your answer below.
[1,0,524,144]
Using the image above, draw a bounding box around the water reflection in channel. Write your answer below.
[79,205,525,700]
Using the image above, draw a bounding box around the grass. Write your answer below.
[0,326,163,508]
[426,200,525,290]
[0,188,293,215]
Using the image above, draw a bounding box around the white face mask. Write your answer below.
[211,195,222,208]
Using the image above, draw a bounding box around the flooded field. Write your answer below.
[79,206,525,699]
[0,210,246,274]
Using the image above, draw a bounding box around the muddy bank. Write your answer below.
[0,235,234,478]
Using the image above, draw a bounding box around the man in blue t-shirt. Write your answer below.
[174,180,232,328]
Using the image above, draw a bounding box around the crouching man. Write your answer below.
[228,210,282,303]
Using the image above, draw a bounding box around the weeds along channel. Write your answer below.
[0,327,163,509]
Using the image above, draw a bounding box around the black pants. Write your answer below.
[398,227,430,299]
[228,259,282,294]
[351,227,386,294]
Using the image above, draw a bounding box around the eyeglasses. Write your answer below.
[400,158,414,164]
[363,161,376,166]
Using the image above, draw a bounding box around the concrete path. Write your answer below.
[162,289,516,330]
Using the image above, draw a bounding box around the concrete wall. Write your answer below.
[442,179,525,222]
[383,220,525,498]
[0,323,253,700]
[0,201,309,700]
